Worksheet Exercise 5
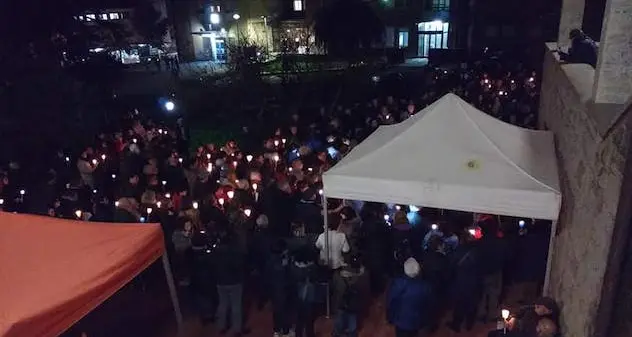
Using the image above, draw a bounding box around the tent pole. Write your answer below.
[322,194,329,266]
[321,193,330,318]
[162,252,184,330]
[543,220,558,295]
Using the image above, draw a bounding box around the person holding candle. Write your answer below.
[497,297,560,337]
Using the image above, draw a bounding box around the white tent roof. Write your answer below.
[322,93,561,220]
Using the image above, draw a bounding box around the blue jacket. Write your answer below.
[387,276,433,331]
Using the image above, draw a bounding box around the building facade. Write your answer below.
[171,0,273,61]
[376,0,457,58]
[538,0,632,336]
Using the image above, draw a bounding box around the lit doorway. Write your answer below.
[417,20,449,57]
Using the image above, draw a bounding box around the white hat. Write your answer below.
[404,257,420,278]
[256,214,269,227]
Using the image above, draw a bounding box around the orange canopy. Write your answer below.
[0,212,165,337]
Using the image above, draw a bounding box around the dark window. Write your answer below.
[428,0,450,11]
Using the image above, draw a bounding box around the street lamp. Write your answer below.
[164,100,176,112]
[210,13,220,24]
[233,13,240,20]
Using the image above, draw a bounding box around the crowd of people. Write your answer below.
[1,59,559,337]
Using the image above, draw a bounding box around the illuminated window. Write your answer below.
[398,31,409,48]
[86,14,96,21]
[100,14,108,20]
[417,20,449,57]
[293,0,303,11]
[430,0,449,10]
[109,13,120,20]
[210,13,221,24]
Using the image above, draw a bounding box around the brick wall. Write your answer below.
[538,44,630,337]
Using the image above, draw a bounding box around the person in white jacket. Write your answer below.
[316,214,350,270]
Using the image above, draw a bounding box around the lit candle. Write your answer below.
[308,167,313,172]
[244,209,252,217]
[178,157,183,164]
[282,138,286,144]
[273,154,279,162]
[0,199,4,205]
[115,201,120,207]
[233,161,238,167]
[65,156,70,162]
[159,128,163,134]
[101,154,106,160]
[92,159,98,165]
[246,155,253,162]
[207,163,213,172]
[75,210,83,219]
[318,189,323,196]
[395,205,401,211]
[165,193,171,199]
[133,138,138,144]
[156,201,162,208]
[207,153,211,160]
[219,198,225,206]
[162,180,167,186]
[193,201,199,209]
[147,207,153,214]
[112,174,117,179]
[19,189,25,196]
[92,189,97,194]
[274,140,279,147]
[431,223,438,230]
[468,228,476,236]
[227,191,235,199]
[252,183,258,191]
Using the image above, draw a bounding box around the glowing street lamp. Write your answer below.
[210,13,220,24]
[164,100,176,111]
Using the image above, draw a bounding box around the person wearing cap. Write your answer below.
[558,28,598,67]
[387,257,433,337]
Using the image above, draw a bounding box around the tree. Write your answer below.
[313,0,384,61]
[132,2,169,47]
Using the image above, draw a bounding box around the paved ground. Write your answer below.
[159,301,495,337]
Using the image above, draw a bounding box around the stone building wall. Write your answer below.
[538,44,630,337]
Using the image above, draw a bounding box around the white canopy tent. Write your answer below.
[322,93,561,220]
[320,93,562,292]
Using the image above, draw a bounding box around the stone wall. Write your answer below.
[538,44,630,337]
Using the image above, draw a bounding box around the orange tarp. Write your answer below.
[0,212,165,337]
